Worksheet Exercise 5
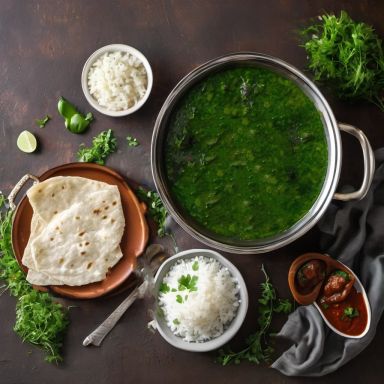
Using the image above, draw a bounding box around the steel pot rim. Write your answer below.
[151,52,372,254]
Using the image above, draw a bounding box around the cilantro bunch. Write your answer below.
[302,11,384,110]
[218,265,292,366]
[77,129,117,165]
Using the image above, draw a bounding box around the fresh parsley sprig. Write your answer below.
[77,129,117,165]
[0,195,69,363]
[36,115,50,128]
[343,306,359,319]
[126,135,139,147]
[217,265,293,366]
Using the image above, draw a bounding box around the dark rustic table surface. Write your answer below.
[1,1,384,383]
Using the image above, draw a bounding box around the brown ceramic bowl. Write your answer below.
[11,162,149,299]
[288,252,355,305]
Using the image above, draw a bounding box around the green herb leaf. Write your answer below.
[173,318,180,325]
[135,187,168,238]
[178,274,198,292]
[159,282,170,294]
[77,129,117,165]
[0,195,69,363]
[217,264,293,366]
[192,261,199,271]
[126,135,139,147]
[343,306,359,319]
[176,295,183,304]
[333,270,350,282]
[301,11,384,111]
[36,115,50,128]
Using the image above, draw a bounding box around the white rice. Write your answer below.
[87,51,148,111]
[158,256,240,342]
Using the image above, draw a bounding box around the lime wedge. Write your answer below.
[17,130,37,153]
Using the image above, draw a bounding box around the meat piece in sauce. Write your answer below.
[321,270,354,304]
[296,260,326,292]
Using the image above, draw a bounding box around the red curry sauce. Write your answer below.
[317,286,367,336]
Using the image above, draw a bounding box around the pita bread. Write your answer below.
[22,176,125,286]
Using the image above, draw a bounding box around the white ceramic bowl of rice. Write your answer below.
[81,44,153,117]
[153,249,248,352]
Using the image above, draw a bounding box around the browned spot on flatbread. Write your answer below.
[104,206,109,210]
[54,211,58,214]
[112,201,117,206]
[85,242,90,246]
[78,231,85,236]
[87,262,93,269]
[76,216,80,220]
[81,251,86,255]
[111,219,115,224]
[93,209,101,215]
[102,215,108,220]
[50,237,54,241]
[59,258,64,264]
[51,193,55,197]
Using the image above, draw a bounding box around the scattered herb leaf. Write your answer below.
[217,264,292,366]
[159,282,170,294]
[127,135,139,147]
[192,261,199,271]
[322,303,329,310]
[36,115,51,128]
[173,318,180,325]
[343,306,359,319]
[77,129,117,165]
[136,187,168,237]
[176,294,183,304]
[333,270,350,282]
[178,274,198,292]
[301,11,384,111]
[0,195,69,363]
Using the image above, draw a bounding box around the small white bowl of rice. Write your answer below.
[81,44,153,117]
[152,249,248,352]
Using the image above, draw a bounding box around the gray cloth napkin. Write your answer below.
[271,148,384,377]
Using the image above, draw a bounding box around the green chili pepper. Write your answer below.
[58,97,93,134]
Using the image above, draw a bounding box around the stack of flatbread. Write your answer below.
[22,176,125,286]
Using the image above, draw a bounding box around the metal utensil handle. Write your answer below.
[82,281,146,347]
[8,174,39,210]
[334,123,375,201]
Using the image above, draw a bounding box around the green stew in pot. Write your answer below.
[164,66,328,241]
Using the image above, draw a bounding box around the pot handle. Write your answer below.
[8,174,40,210]
[333,123,375,201]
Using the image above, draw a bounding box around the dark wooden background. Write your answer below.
[1,1,383,383]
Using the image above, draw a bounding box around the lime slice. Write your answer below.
[17,130,37,153]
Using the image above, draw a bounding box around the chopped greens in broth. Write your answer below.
[164,66,328,241]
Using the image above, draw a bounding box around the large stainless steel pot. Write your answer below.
[151,53,375,254]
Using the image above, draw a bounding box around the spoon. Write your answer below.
[83,244,167,347]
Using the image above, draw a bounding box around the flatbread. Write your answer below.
[22,176,125,286]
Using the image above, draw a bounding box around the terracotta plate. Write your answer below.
[11,163,149,299]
